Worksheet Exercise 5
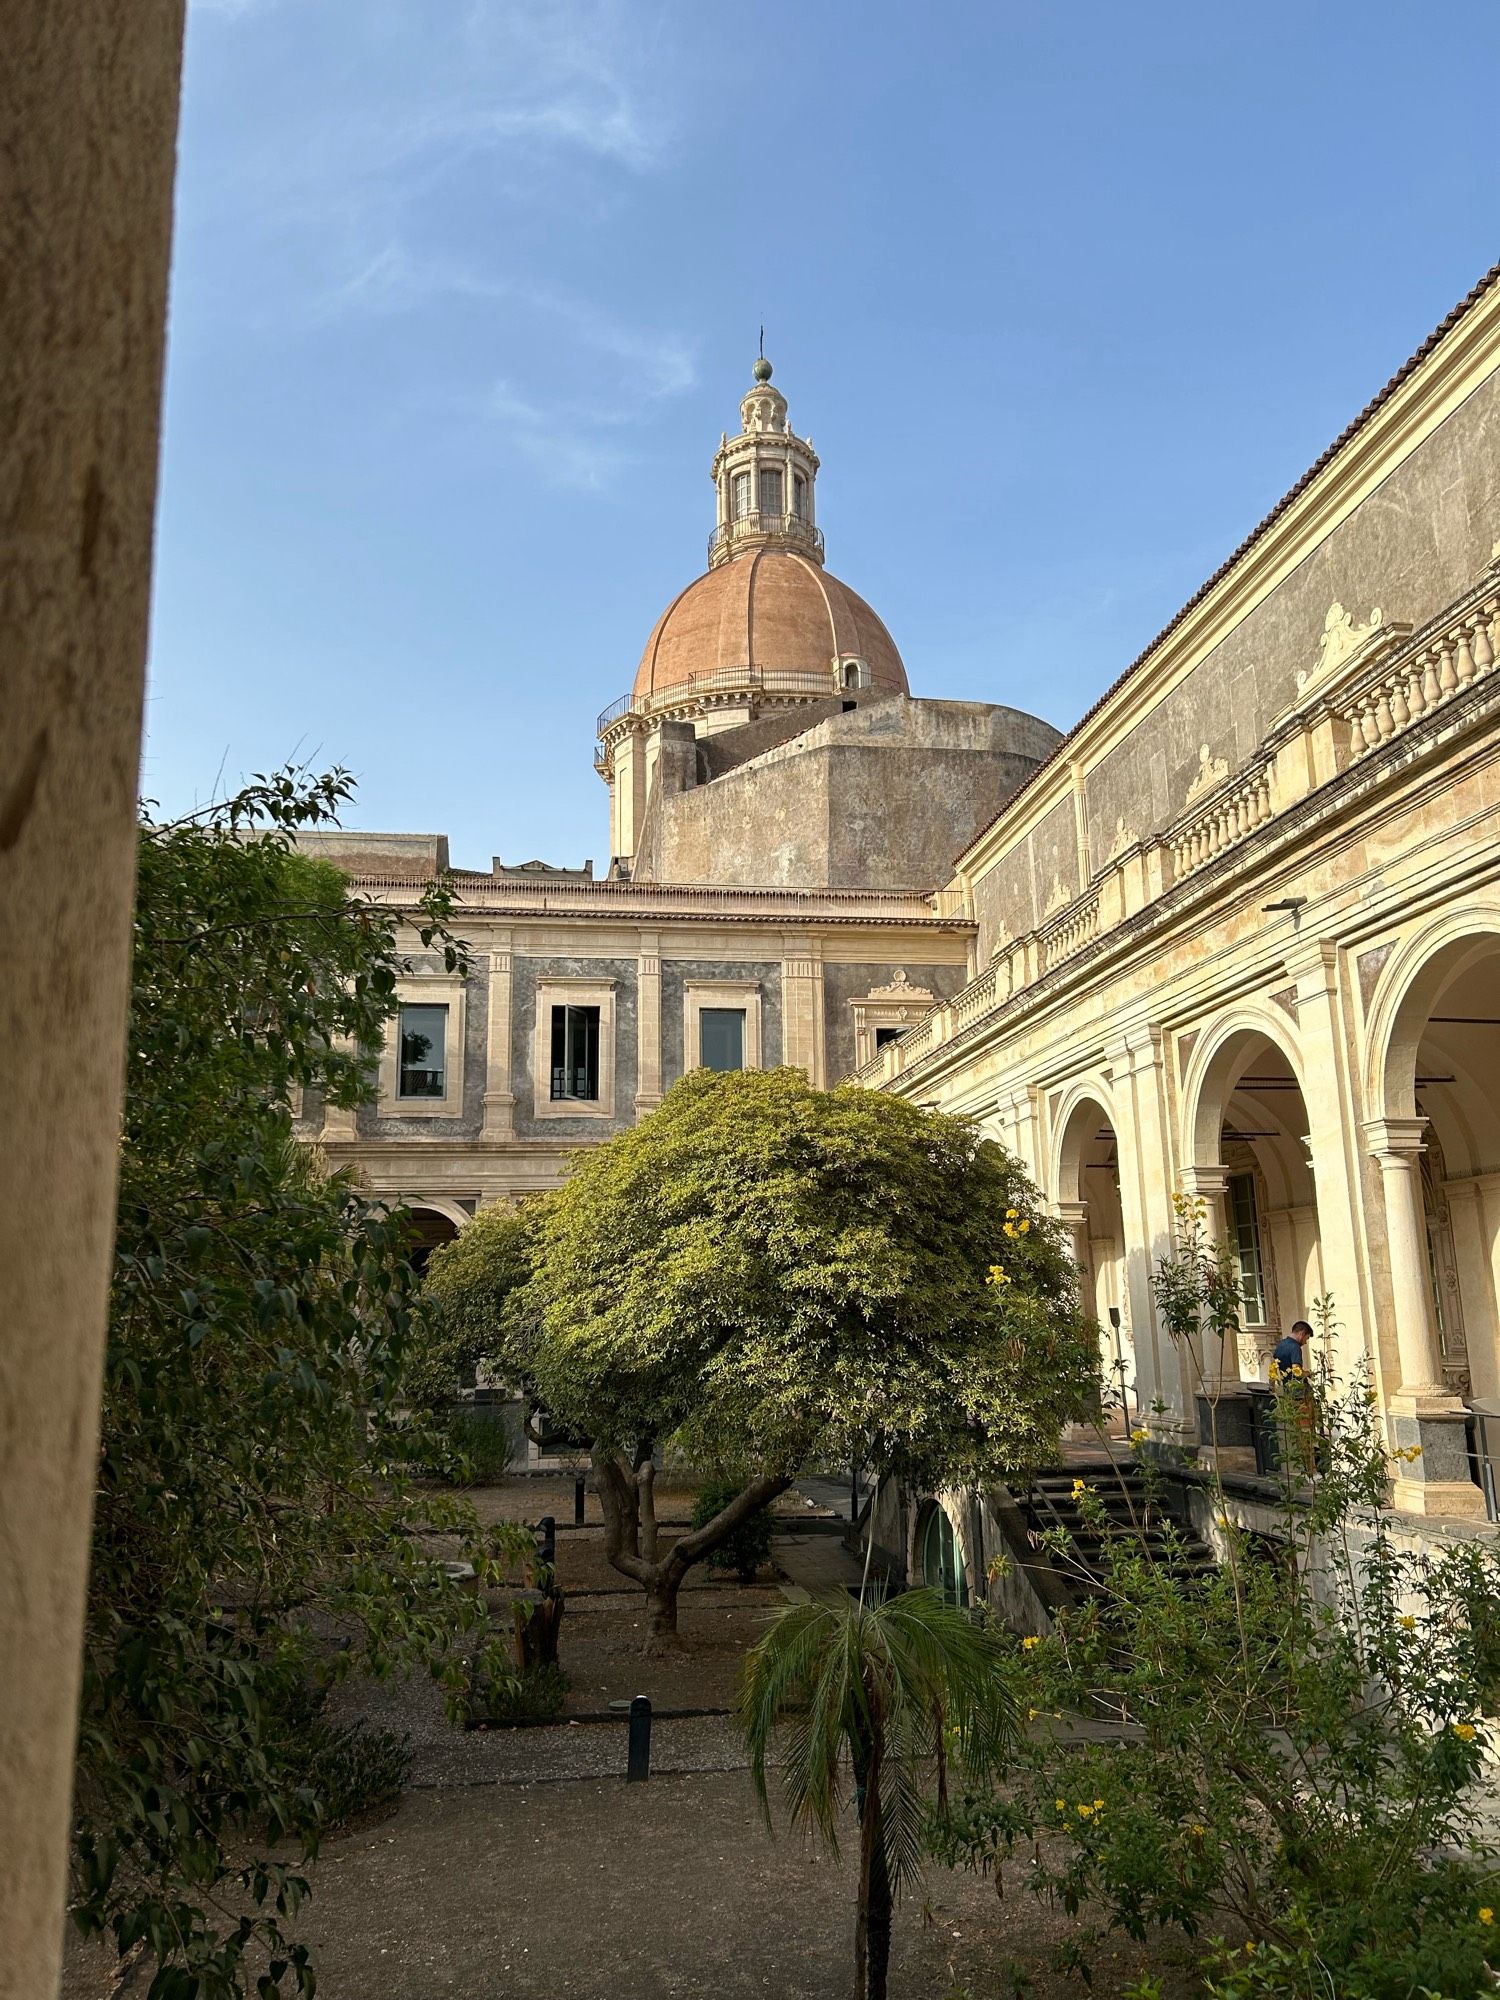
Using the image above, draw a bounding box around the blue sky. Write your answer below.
[148,0,1500,871]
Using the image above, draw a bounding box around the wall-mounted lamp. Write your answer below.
[1261,896,1307,916]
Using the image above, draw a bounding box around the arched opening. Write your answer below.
[1377,931,1500,1417]
[1187,1024,1322,1386]
[1055,1092,1131,1427]
[403,1204,462,1275]
[918,1502,969,1607]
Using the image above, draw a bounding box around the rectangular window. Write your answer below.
[699,1007,745,1073]
[792,473,807,519]
[1226,1171,1268,1326]
[732,470,752,519]
[758,467,783,518]
[550,1004,600,1101]
[398,1003,447,1099]
[874,1026,906,1049]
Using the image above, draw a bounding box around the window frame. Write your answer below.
[377,976,467,1118]
[683,981,762,1076]
[1226,1168,1269,1331]
[532,977,617,1120]
[851,974,935,1068]
[550,1001,602,1104]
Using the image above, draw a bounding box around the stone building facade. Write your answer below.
[299,361,1058,1282]
[857,262,1500,1544]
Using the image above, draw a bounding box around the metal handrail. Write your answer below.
[595,665,839,743]
[708,512,824,564]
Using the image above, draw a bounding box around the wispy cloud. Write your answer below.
[177,1,693,493]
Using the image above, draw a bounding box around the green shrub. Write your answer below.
[429,1408,516,1487]
[469,1661,569,1726]
[930,1240,1500,1999]
[692,1479,775,1582]
[264,1672,412,1832]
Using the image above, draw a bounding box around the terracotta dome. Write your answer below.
[631,548,909,706]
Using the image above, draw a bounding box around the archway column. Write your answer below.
[1176,1160,1244,1388]
[1054,1197,1090,1275]
[1104,1026,1190,1438]
[1289,943,1377,1381]
[1364,1115,1485,1517]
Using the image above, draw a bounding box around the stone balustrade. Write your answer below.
[1169,761,1274,882]
[852,561,1500,1092]
[1342,588,1499,760]
[1039,890,1100,970]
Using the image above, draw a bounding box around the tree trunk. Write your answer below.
[3,8,185,1995]
[852,1721,891,2000]
[637,1446,658,1565]
[644,1572,684,1649]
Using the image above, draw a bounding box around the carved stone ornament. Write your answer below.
[868,969,932,1001]
[1297,600,1384,694]
[1185,743,1230,805]
[1105,814,1136,864]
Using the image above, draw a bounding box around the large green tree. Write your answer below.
[426,1065,1099,1645]
[75,770,523,2000]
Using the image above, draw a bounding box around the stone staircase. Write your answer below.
[1020,1463,1217,1606]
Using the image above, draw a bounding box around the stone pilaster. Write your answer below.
[636,930,662,1118]
[481,937,515,1140]
[780,937,825,1085]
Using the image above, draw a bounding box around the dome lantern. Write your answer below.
[709,355,823,568]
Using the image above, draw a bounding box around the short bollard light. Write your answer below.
[626,1694,652,1783]
[574,1474,586,1526]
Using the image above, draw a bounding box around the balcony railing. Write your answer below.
[708,511,824,566]
[596,666,839,745]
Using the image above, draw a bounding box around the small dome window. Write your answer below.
[758,468,783,518]
[841,658,869,690]
[731,470,752,520]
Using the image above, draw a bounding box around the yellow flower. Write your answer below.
[1288,1363,1304,1378]
[1027,1707,1039,1720]
[1129,1427,1149,1446]
[1454,1721,1477,1741]
[1055,1798,1067,1812]
[1244,1941,1256,1956]
[1072,1478,1088,1496]
[1076,1802,1093,1817]
[987,1264,1010,1286]
[1021,1635,1040,1650]
[1093,1798,1106,1811]
[1481,1907,1494,1926]
[1003,1222,1017,1238]
[1398,1615,1416,1631]
[1019,1218,1031,1233]
[1006,1208,1019,1219]
[1189,1823,1206,1838]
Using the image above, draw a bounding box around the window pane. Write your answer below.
[398,1003,447,1098]
[792,474,806,520]
[875,1026,906,1049]
[732,471,751,519]
[758,468,783,517]
[551,1003,601,1101]
[1227,1171,1267,1325]
[700,1007,745,1072]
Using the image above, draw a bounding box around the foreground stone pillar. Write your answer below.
[1,8,185,1995]
[1365,1117,1485,1518]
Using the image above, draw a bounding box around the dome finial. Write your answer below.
[753,324,772,382]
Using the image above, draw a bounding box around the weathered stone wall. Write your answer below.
[823,958,970,1081]
[647,697,1060,892]
[660,959,782,1085]
[511,955,639,1137]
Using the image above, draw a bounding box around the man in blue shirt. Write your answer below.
[1271,1319,1314,1382]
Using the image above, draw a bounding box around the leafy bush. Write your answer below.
[74,770,535,2000]
[930,1224,1500,1999]
[692,1478,776,1582]
[469,1661,569,1726]
[437,1408,517,1487]
[266,1675,412,1830]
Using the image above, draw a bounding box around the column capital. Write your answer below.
[1178,1162,1230,1197]
[1053,1198,1089,1229]
[1363,1114,1428,1160]
[1102,1022,1164,1079]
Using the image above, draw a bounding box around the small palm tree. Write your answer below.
[738,1587,1013,2000]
